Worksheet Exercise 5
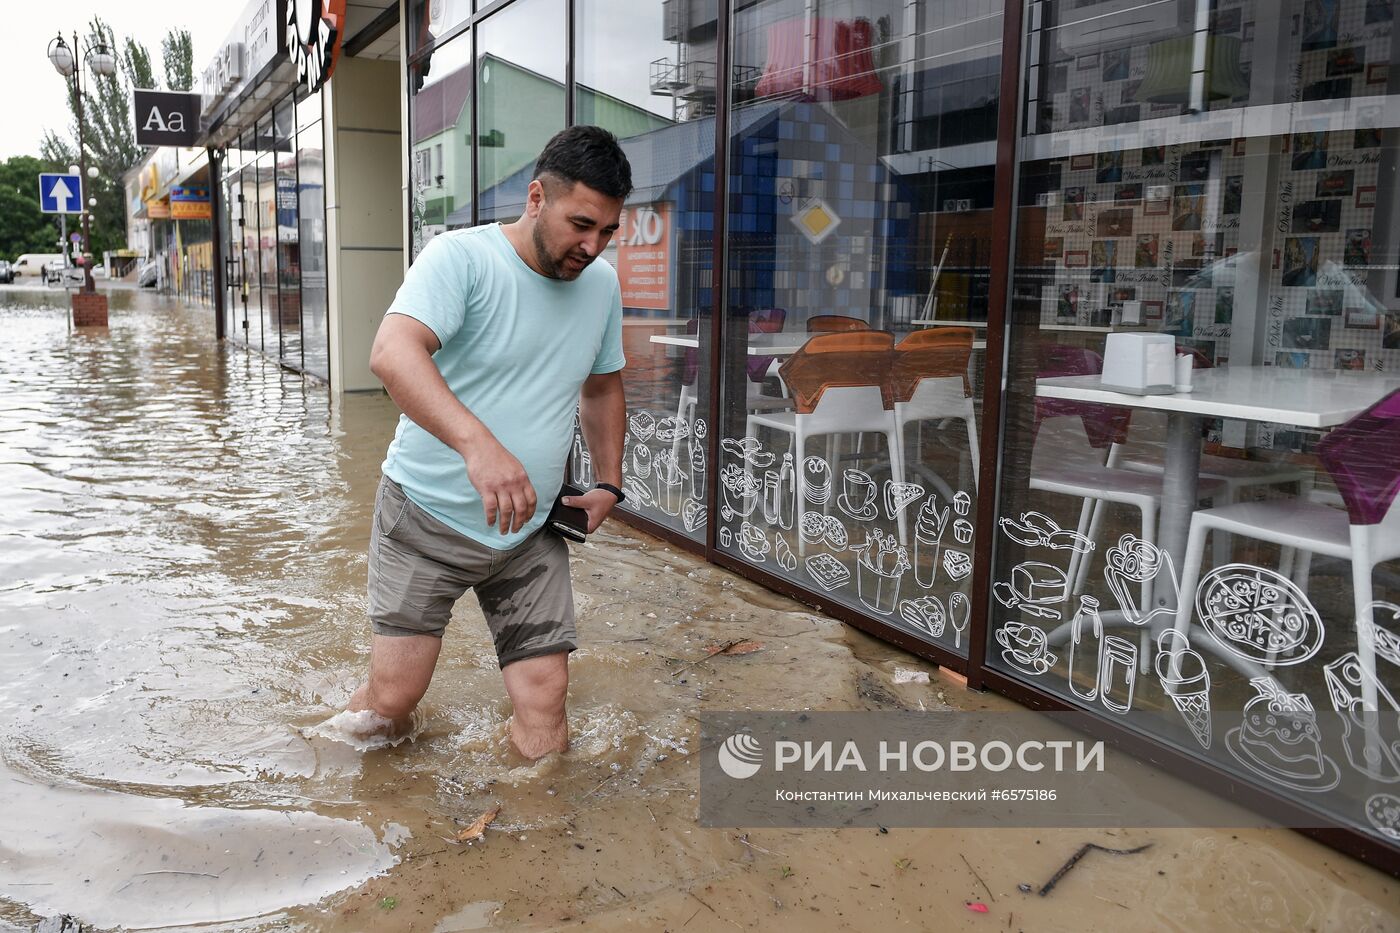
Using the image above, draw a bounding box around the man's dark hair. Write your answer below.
[534,125,633,201]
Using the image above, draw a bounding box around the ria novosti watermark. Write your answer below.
[701,711,1389,836]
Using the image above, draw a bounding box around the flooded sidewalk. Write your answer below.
[0,287,1395,932]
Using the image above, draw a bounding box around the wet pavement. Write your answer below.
[0,286,1396,932]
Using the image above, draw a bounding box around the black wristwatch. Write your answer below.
[594,482,625,504]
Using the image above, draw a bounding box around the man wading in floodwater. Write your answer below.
[346,126,630,759]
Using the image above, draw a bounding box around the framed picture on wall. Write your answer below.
[1357,185,1378,208]
[1306,289,1344,315]
[1316,170,1354,197]
[1366,0,1394,24]
[1345,307,1381,329]
[1282,237,1321,286]
[1142,299,1164,320]
[1144,195,1169,217]
[1064,250,1089,268]
[1223,175,1243,214]
[1044,237,1064,260]
[1096,208,1134,237]
[1172,185,1205,231]
[1326,46,1365,77]
[1292,199,1342,233]
[1116,183,1143,202]
[1135,234,1159,267]
[1077,52,1101,71]
[1232,138,1247,157]
[1069,88,1092,123]
[1385,312,1400,349]
[1368,63,1390,84]
[1335,349,1366,371]
[1103,48,1130,81]
[1344,228,1372,267]
[1070,154,1094,171]
[1283,316,1331,350]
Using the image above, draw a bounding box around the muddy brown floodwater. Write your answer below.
[0,286,1396,932]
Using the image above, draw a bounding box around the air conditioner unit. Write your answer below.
[1053,0,1190,57]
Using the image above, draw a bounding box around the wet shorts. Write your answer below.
[367,476,577,667]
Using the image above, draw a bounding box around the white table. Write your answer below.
[1036,367,1400,599]
[1035,366,1400,681]
[648,333,808,356]
[652,333,987,354]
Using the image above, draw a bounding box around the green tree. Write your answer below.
[162,29,194,92]
[0,156,66,260]
[39,19,194,256]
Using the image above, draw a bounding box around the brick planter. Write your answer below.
[71,291,109,328]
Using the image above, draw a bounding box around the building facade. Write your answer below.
[196,0,1400,870]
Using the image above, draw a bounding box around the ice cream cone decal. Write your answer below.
[1154,630,1212,749]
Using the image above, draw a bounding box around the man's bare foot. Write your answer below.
[507,715,569,760]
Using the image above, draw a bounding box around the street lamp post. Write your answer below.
[47,31,116,276]
[47,31,115,325]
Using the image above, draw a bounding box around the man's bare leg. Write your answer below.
[347,633,443,738]
[502,652,570,759]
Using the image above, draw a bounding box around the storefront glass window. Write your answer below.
[578,0,718,538]
[255,110,281,358]
[408,0,474,51]
[720,0,1002,650]
[409,31,473,256]
[241,129,264,353]
[994,0,1400,838]
[475,0,565,224]
[299,113,330,381]
[274,96,302,370]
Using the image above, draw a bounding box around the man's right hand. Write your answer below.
[462,438,537,535]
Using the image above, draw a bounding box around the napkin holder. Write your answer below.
[1100,333,1177,395]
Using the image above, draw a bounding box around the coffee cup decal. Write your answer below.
[996,621,1056,675]
[738,522,771,563]
[838,469,878,521]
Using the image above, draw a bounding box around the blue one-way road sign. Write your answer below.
[39,173,83,214]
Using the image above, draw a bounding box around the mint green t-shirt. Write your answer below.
[381,224,625,549]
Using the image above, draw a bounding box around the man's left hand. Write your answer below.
[561,488,619,534]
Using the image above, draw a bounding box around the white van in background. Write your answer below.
[13,254,65,278]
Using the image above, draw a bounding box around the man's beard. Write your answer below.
[531,223,590,281]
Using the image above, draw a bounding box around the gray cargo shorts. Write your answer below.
[368,476,577,667]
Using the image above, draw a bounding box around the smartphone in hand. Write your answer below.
[547,483,589,543]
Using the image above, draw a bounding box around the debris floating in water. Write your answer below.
[303,709,419,751]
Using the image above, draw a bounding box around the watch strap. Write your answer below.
[594,482,625,503]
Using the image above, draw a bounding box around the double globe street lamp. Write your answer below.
[47,32,116,266]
